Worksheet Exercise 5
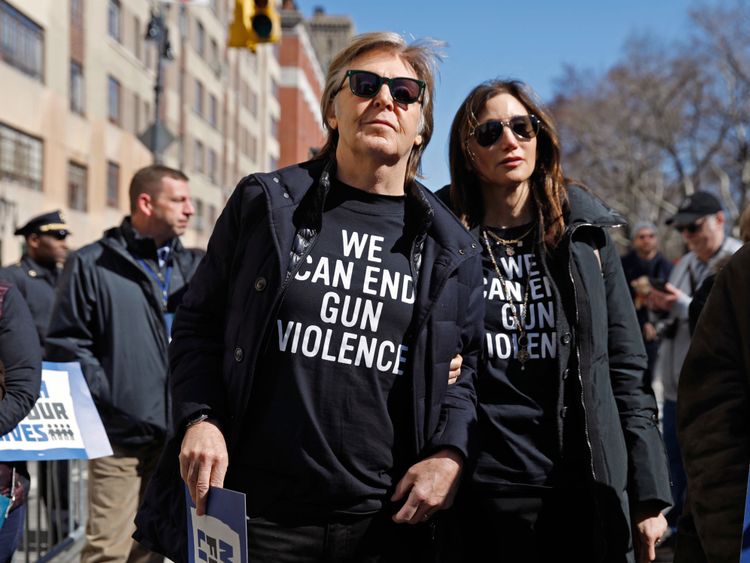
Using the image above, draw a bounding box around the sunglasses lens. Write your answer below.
[474,121,503,147]
[510,115,539,140]
[348,71,423,104]
[473,115,540,147]
[349,71,381,98]
[389,78,422,104]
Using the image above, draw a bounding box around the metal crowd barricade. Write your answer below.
[14,459,88,563]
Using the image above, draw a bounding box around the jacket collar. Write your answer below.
[21,254,60,282]
[101,218,190,272]
[252,157,478,258]
[564,185,625,229]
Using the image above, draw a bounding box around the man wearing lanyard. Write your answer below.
[46,165,200,563]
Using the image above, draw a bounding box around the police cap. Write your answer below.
[14,210,71,238]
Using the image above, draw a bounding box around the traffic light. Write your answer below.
[227,0,280,51]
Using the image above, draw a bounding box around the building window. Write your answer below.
[207,148,217,182]
[207,203,217,231]
[133,92,141,134]
[194,139,204,173]
[194,198,204,232]
[67,161,88,211]
[70,0,83,26]
[249,90,258,117]
[106,161,119,207]
[0,122,42,191]
[209,38,218,65]
[70,61,84,114]
[194,79,203,115]
[195,20,204,57]
[249,133,257,161]
[0,1,44,81]
[108,75,121,124]
[208,94,217,128]
[107,0,121,42]
[133,16,142,61]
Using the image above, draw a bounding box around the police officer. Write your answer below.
[0,211,70,352]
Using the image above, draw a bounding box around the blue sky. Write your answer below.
[296,0,712,189]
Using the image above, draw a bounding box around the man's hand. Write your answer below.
[647,283,683,312]
[635,512,668,563]
[642,322,658,342]
[448,354,462,385]
[179,421,228,516]
[390,448,462,524]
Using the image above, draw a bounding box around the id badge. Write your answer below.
[164,312,175,343]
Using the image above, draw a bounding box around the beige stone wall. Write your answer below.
[0,0,281,263]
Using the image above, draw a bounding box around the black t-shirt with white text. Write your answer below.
[238,179,415,518]
[471,223,559,494]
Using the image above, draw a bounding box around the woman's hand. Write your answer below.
[635,512,668,562]
[448,354,463,385]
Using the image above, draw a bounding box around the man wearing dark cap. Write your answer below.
[648,191,741,544]
[46,165,201,563]
[0,210,69,351]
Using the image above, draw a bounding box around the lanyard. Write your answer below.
[137,258,173,310]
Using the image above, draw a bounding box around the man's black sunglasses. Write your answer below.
[675,219,705,234]
[341,70,425,105]
[471,115,540,147]
[47,230,69,240]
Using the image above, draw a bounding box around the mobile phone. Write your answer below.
[649,278,668,292]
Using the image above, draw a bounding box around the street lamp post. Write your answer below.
[142,7,175,164]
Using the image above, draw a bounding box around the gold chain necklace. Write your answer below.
[484,222,536,256]
[482,229,532,368]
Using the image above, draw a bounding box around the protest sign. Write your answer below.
[0,362,112,461]
[186,486,247,563]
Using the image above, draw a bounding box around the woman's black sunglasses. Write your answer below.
[341,70,425,105]
[471,115,540,147]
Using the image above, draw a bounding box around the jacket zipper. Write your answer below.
[565,218,625,480]
[567,222,596,480]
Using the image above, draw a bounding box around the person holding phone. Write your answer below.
[648,191,741,544]
[621,222,673,390]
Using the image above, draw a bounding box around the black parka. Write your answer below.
[134,159,485,562]
[45,220,202,446]
[551,186,672,561]
[0,282,41,435]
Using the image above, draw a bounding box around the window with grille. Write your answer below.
[68,161,88,211]
[0,122,42,191]
[70,61,84,114]
[0,1,44,81]
[106,161,119,208]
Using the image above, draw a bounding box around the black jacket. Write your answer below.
[0,255,61,353]
[45,219,202,446]
[551,187,671,561]
[0,282,41,435]
[134,159,485,561]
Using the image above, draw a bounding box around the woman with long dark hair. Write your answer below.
[446,80,671,562]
